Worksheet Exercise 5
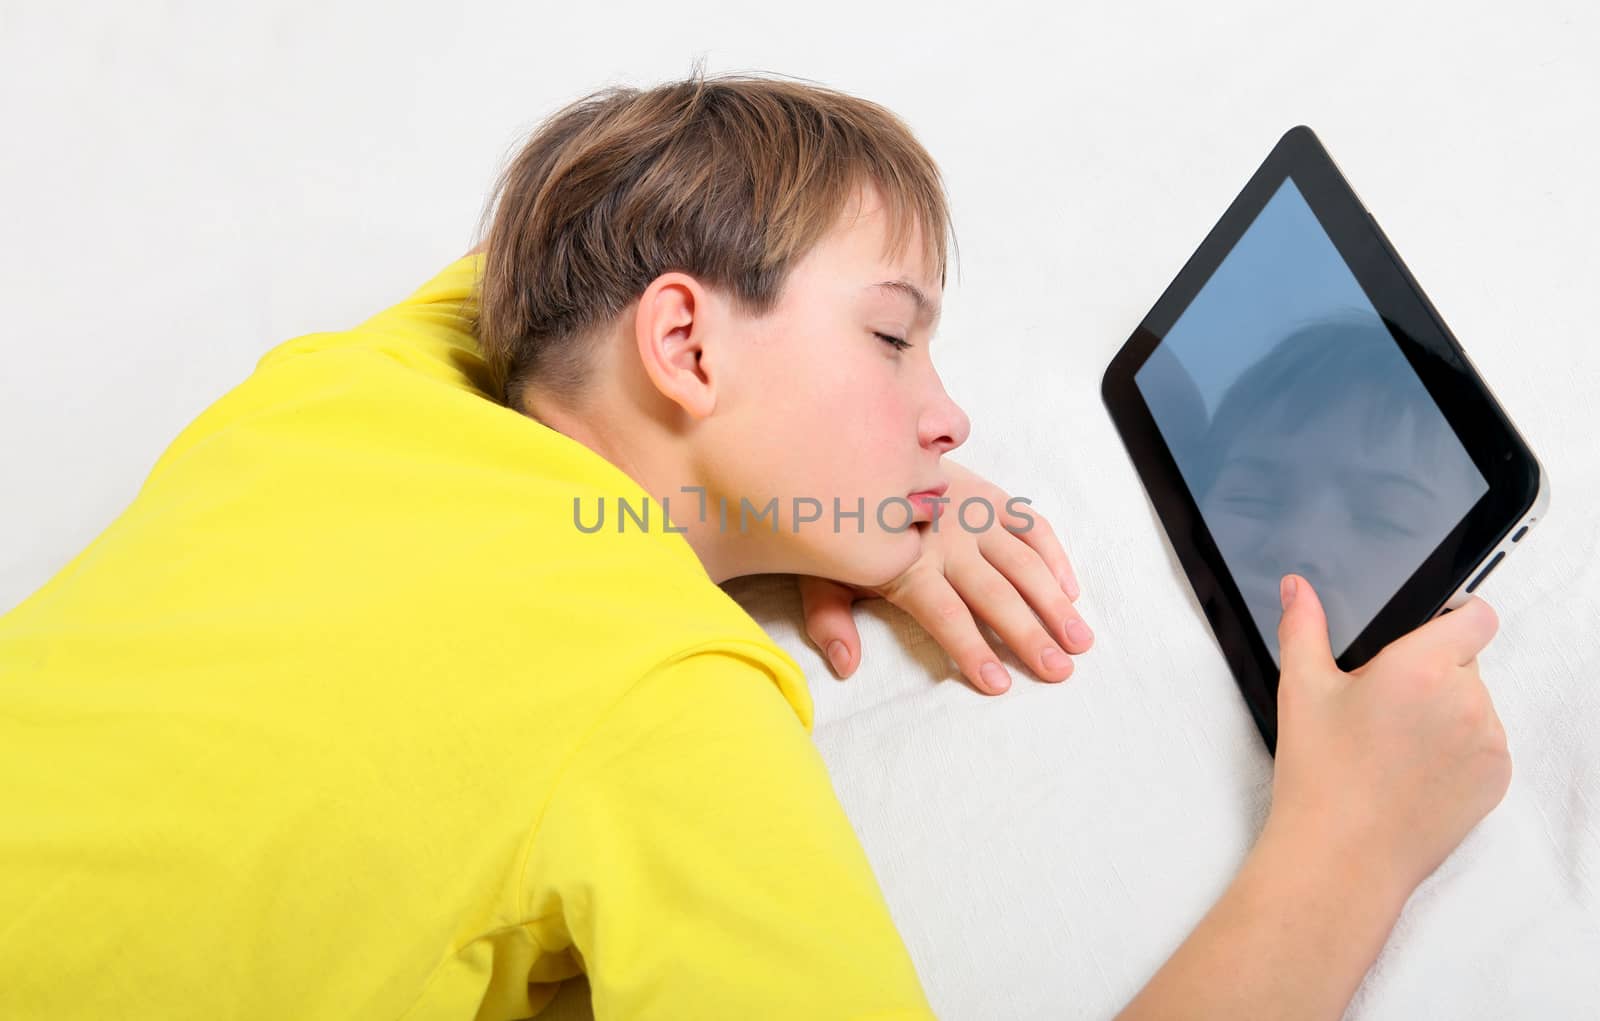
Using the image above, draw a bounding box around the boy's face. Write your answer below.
[1198,390,1484,662]
[704,183,970,587]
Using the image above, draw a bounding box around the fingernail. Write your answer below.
[1060,569,1080,601]
[1281,575,1298,610]
[1042,647,1068,672]
[979,661,1011,692]
[826,640,850,675]
[1067,619,1094,647]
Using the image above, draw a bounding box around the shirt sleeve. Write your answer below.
[525,648,938,1020]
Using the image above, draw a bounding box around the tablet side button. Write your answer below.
[1512,525,1529,542]
[1466,551,1507,594]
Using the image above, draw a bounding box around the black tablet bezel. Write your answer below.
[1101,125,1542,754]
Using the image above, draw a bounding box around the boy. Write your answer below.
[0,71,1509,1019]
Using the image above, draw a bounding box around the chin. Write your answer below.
[828,529,924,589]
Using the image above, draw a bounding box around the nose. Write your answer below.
[1253,487,1343,589]
[919,381,971,456]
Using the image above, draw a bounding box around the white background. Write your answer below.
[3,2,1597,1018]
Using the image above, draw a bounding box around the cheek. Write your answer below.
[781,356,909,459]
[726,364,867,499]
[850,385,911,449]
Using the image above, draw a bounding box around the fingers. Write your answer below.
[1393,596,1500,668]
[997,499,1081,602]
[882,565,1014,694]
[798,575,863,679]
[1277,573,1337,676]
[980,526,1094,654]
[945,552,1076,685]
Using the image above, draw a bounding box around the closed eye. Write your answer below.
[1357,515,1419,540]
[874,331,912,351]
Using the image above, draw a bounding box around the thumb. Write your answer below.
[1276,573,1337,674]
[798,576,864,679]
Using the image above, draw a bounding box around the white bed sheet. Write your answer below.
[3,3,1595,1018]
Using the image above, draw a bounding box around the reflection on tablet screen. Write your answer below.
[1134,179,1488,666]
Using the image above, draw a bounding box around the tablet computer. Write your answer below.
[1101,125,1549,755]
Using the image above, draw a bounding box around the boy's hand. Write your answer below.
[797,461,1092,695]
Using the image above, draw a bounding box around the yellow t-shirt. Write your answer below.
[0,255,935,1020]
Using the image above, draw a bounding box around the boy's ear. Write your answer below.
[633,272,718,420]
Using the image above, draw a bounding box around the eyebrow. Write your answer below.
[1220,455,1438,500]
[868,280,942,324]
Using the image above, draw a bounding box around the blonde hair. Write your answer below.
[473,65,957,411]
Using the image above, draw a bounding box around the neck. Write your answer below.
[527,400,781,586]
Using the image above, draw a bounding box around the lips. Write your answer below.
[906,482,950,523]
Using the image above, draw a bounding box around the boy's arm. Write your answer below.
[1115,813,1408,1020]
[527,650,938,1019]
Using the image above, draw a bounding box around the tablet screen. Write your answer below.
[1134,179,1489,665]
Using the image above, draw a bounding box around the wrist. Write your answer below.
[1255,806,1414,932]
[1116,810,1414,1021]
